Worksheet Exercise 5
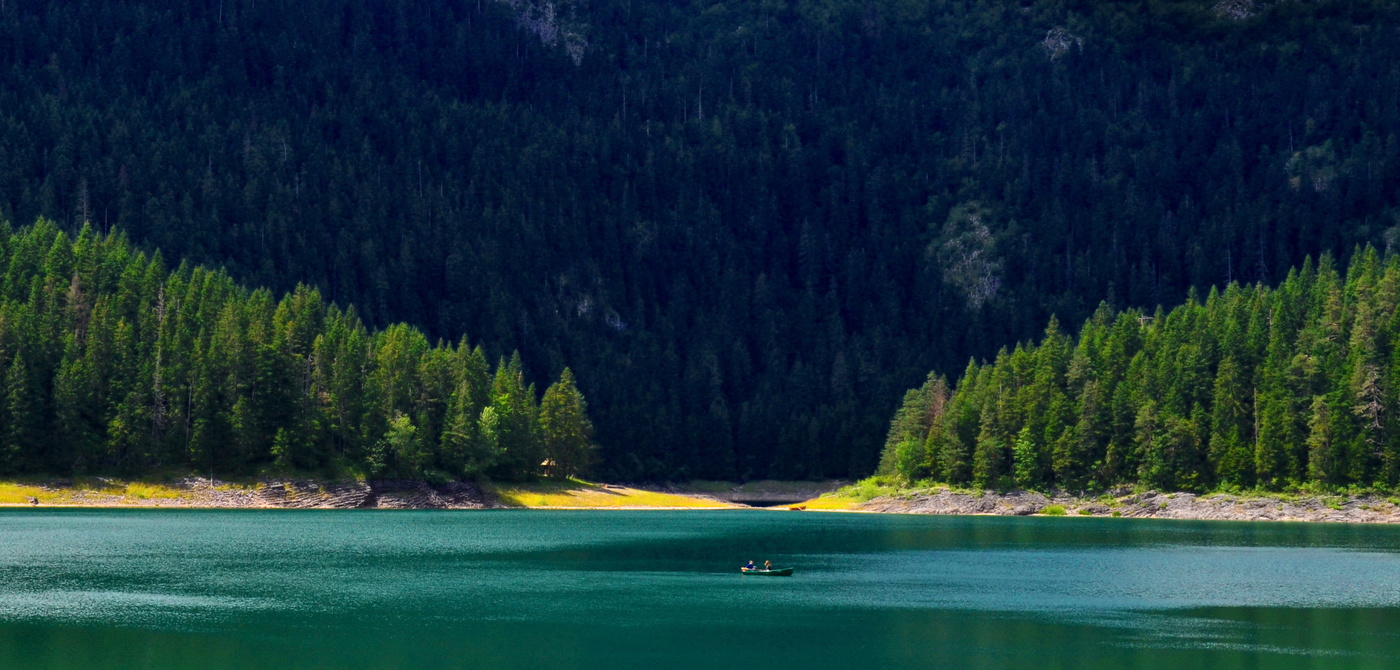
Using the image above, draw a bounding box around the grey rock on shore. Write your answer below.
[860,488,1400,523]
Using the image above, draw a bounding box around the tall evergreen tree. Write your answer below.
[539,368,594,479]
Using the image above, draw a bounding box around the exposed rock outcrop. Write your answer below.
[859,488,1400,523]
[365,480,493,509]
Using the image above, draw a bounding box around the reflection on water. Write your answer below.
[0,510,1397,669]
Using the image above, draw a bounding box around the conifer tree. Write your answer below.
[1012,427,1037,489]
[1209,357,1254,487]
[1,352,39,472]
[486,354,545,480]
[539,368,594,479]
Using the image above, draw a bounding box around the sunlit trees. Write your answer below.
[881,249,1400,492]
[0,222,591,482]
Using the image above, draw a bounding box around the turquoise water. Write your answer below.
[0,510,1398,669]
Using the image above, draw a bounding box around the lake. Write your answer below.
[0,509,1397,669]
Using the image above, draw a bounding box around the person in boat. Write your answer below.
[743,560,757,571]
[763,560,772,571]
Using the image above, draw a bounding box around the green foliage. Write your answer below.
[1042,505,1067,516]
[880,248,1400,492]
[1,0,1398,481]
[486,355,546,481]
[0,222,590,482]
[379,413,427,477]
[1012,427,1038,490]
[539,369,595,479]
[837,476,900,503]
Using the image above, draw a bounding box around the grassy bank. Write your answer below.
[1,474,841,510]
[1,475,737,509]
[791,477,904,511]
[0,477,228,506]
[486,479,738,509]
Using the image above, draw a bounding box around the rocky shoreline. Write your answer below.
[15,477,495,509]
[14,476,1400,522]
[858,488,1400,523]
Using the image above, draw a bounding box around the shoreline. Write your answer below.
[0,477,495,509]
[5,477,1399,523]
[0,476,844,511]
[0,477,747,510]
[845,488,1400,524]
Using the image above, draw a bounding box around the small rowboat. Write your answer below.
[741,567,794,576]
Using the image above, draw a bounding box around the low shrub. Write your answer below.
[1041,504,1067,516]
[839,477,899,503]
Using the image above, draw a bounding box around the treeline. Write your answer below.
[882,249,1400,492]
[0,221,593,480]
[3,0,1400,479]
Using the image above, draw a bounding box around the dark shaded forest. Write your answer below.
[1,0,1397,479]
[0,221,594,481]
[882,249,1400,492]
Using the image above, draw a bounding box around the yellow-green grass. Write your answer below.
[121,482,187,500]
[67,478,190,501]
[793,493,861,510]
[0,478,192,505]
[0,482,58,505]
[489,479,737,509]
[784,476,904,511]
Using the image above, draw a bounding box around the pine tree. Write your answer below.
[1012,426,1037,489]
[879,373,948,479]
[1135,401,1169,490]
[1209,357,1254,487]
[1,352,40,473]
[52,335,99,473]
[539,368,594,479]
[1307,394,1342,485]
[1254,389,1295,489]
[487,354,545,480]
[972,396,1007,489]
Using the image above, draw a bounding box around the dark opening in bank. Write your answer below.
[740,499,801,508]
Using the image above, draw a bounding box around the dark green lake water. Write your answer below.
[1,510,1398,669]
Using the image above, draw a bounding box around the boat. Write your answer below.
[741,567,794,576]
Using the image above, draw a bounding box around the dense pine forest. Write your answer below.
[881,249,1400,492]
[2,0,1399,479]
[0,221,593,480]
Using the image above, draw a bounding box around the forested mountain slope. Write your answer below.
[2,0,1397,479]
[882,249,1400,492]
[0,221,592,481]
